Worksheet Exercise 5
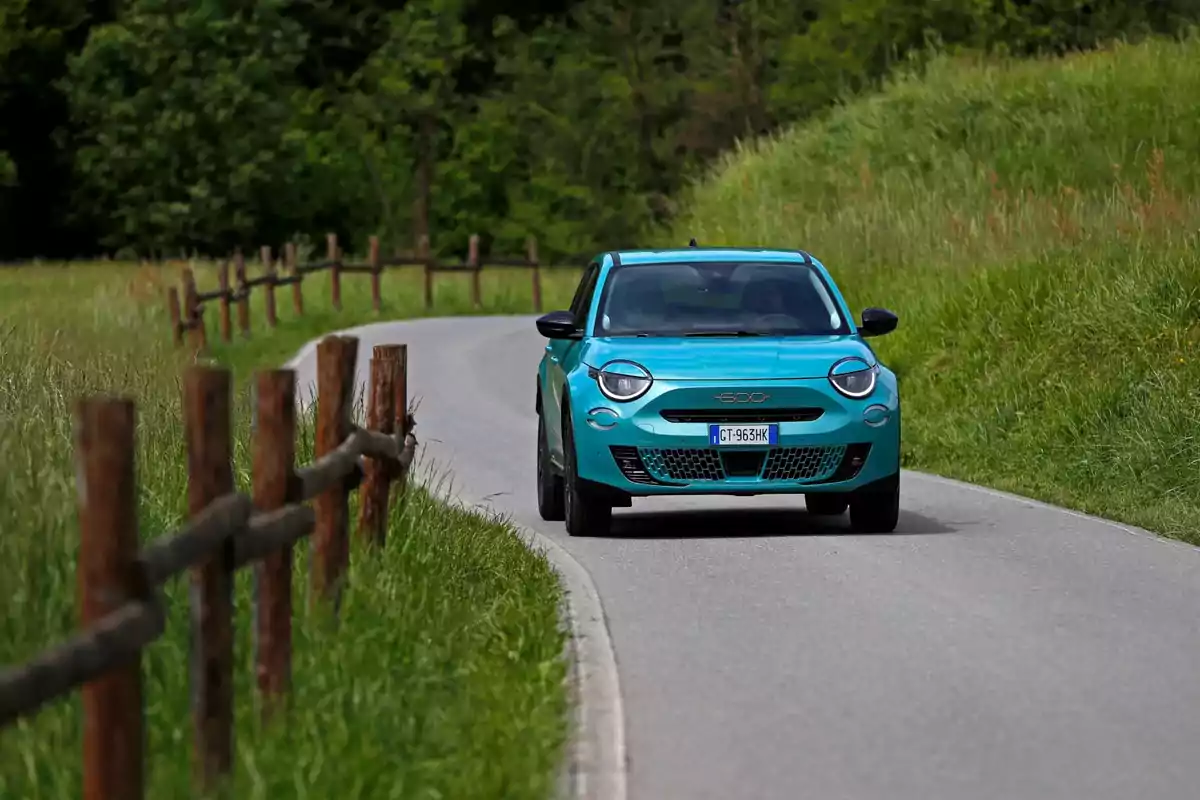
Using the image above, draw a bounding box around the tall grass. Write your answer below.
[673,34,1200,541]
[0,265,574,798]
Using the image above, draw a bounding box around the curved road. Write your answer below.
[294,315,1200,800]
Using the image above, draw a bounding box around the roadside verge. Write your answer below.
[285,332,629,800]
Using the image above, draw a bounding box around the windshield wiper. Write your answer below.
[683,330,765,337]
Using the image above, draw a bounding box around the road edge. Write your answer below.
[284,328,629,800]
[521,518,629,800]
[905,469,1200,553]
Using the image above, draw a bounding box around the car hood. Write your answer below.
[580,335,875,380]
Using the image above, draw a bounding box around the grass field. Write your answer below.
[0,264,580,798]
[671,34,1200,543]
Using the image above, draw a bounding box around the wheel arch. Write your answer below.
[560,387,572,427]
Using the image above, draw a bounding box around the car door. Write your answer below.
[545,261,601,457]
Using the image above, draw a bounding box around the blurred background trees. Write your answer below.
[0,0,1194,260]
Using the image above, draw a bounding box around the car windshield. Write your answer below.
[593,260,850,337]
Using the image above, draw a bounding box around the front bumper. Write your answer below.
[570,375,900,496]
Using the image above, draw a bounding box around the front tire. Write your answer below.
[849,473,900,533]
[536,410,565,521]
[562,407,611,537]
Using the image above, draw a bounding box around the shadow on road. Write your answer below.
[606,507,956,539]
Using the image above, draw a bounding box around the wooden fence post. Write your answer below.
[261,246,277,328]
[390,344,410,508]
[356,345,399,547]
[312,335,358,607]
[76,397,144,800]
[527,236,542,313]
[167,287,183,347]
[252,370,297,719]
[286,242,303,316]
[217,260,232,343]
[419,235,432,312]
[181,267,207,353]
[182,367,235,792]
[369,235,382,312]
[327,233,341,312]
[468,234,482,309]
[235,250,250,338]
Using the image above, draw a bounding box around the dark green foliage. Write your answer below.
[0,0,115,255]
[62,0,311,254]
[0,0,1196,260]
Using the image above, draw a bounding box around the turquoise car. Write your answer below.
[534,246,901,537]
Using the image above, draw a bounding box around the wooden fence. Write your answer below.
[0,336,417,800]
[167,232,586,351]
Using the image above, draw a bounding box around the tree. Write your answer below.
[62,0,309,254]
[345,0,475,254]
[0,0,21,188]
[480,0,808,255]
[0,0,110,255]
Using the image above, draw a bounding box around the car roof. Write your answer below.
[603,247,816,266]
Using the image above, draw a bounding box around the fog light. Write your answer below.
[587,407,619,430]
[863,404,890,427]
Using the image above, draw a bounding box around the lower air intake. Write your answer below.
[639,448,724,482]
[634,445,848,483]
[761,446,846,481]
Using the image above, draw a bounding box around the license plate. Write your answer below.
[708,424,778,446]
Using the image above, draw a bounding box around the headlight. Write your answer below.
[589,360,652,402]
[828,357,877,399]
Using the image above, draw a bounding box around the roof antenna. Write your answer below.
[688,237,698,247]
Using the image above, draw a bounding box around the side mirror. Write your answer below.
[536,310,582,339]
[859,307,898,338]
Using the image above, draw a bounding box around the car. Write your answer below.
[534,245,901,537]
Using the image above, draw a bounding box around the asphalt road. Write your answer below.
[293,315,1200,800]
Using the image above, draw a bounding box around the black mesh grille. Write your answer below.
[660,408,823,423]
[639,448,725,481]
[635,445,849,483]
[761,446,846,481]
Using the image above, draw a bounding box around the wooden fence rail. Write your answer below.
[0,336,417,799]
[166,232,586,350]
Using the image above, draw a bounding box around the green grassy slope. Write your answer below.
[0,265,577,798]
[672,35,1200,542]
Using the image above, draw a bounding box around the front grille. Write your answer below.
[640,448,724,481]
[636,445,848,483]
[660,408,823,423]
[721,450,767,477]
[762,446,846,481]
